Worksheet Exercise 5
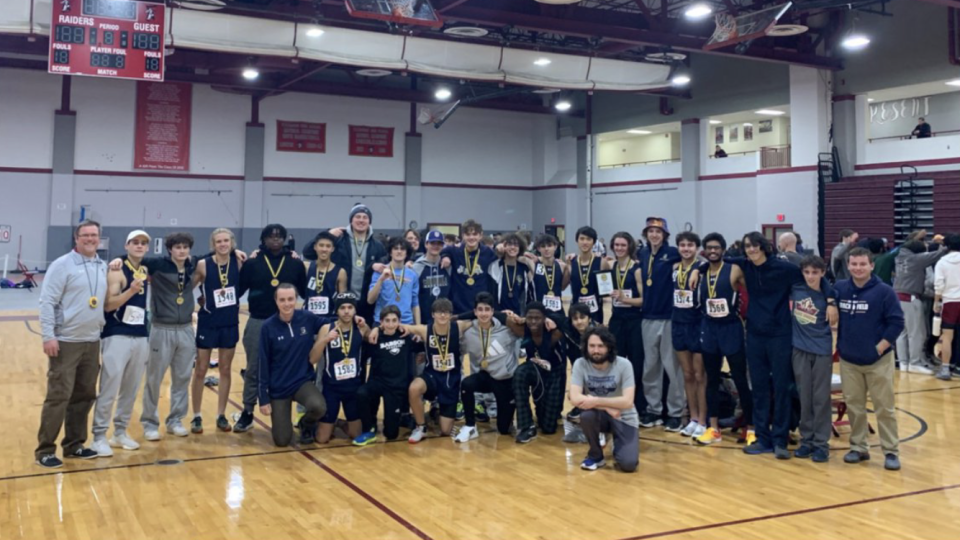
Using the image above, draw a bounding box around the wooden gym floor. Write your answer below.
[2,308,959,540]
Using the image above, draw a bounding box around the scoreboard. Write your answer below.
[48,0,166,82]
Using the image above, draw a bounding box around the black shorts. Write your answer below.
[321,384,361,423]
[195,325,240,350]
[420,370,460,419]
[672,320,702,353]
[700,319,744,357]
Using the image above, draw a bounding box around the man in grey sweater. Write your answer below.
[36,220,108,468]
[831,229,858,282]
[894,239,945,374]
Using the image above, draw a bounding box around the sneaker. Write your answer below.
[233,411,254,433]
[209,360,219,369]
[774,446,791,460]
[951,364,960,376]
[454,425,479,443]
[299,422,317,445]
[109,432,140,451]
[144,429,161,442]
[516,426,538,444]
[639,413,663,428]
[812,448,830,463]
[203,376,219,387]
[884,453,901,471]
[794,445,814,459]
[663,417,683,432]
[692,423,706,438]
[36,454,63,469]
[167,422,189,437]
[581,457,606,471]
[475,403,490,423]
[352,430,378,447]
[680,420,700,437]
[843,450,870,463]
[408,425,426,444]
[191,416,203,434]
[65,447,98,460]
[904,362,935,375]
[695,427,722,445]
[486,400,498,419]
[743,442,774,455]
[936,365,953,381]
[599,432,607,448]
[455,402,465,420]
[566,407,582,422]
[216,415,232,432]
[745,429,757,446]
[91,438,113,458]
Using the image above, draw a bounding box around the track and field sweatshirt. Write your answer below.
[834,275,905,366]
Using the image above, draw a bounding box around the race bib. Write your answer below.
[613,289,633,308]
[530,356,551,371]
[122,305,145,326]
[674,290,694,309]
[706,298,730,318]
[307,296,330,315]
[213,287,237,309]
[334,358,357,381]
[431,353,455,372]
[543,295,562,312]
[581,295,599,313]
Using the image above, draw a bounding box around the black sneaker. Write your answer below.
[774,446,792,460]
[663,417,683,432]
[811,448,829,463]
[36,454,63,469]
[299,422,317,445]
[191,416,203,434]
[566,407,582,422]
[233,410,254,433]
[951,364,960,376]
[516,426,538,444]
[638,413,663,428]
[65,447,98,460]
[794,445,814,459]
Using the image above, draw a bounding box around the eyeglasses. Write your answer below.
[704,245,723,251]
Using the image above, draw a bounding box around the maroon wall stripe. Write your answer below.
[855,157,960,171]
[592,178,682,188]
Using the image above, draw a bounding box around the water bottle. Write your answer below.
[932,315,942,337]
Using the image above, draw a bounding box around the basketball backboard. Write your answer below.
[703,2,792,51]
[345,0,443,28]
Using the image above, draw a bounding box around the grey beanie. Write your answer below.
[349,203,372,224]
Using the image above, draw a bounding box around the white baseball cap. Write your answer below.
[126,230,151,243]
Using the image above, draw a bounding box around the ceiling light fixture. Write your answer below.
[555,100,572,112]
[867,98,875,102]
[946,79,960,87]
[534,57,552,66]
[671,74,691,86]
[841,34,870,50]
[627,129,651,135]
[242,68,259,80]
[435,88,452,100]
[306,27,324,37]
[708,120,721,124]
[684,3,713,20]
[755,109,785,116]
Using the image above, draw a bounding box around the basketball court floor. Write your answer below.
[2,290,959,540]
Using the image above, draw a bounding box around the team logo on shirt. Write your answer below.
[380,339,405,355]
[793,297,819,325]
[586,374,618,396]
[839,299,871,314]
[300,326,308,335]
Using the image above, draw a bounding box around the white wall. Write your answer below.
[0,171,50,271]
[702,154,759,177]
[0,69,59,169]
[863,135,960,166]
[698,177,758,240]
[263,180,406,230]
[597,132,680,167]
[593,161,682,184]
[591,181,691,242]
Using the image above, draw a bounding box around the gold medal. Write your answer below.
[480,360,489,369]
[467,277,475,286]
[646,279,653,286]
[176,296,185,305]
[88,296,98,309]
[580,287,588,295]
[270,279,280,287]
[356,259,364,268]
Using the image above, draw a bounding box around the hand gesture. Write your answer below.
[327,327,340,342]
[329,227,345,238]
[367,327,380,344]
[354,316,367,328]
[290,250,301,260]
[440,258,451,270]
[379,266,392,282]
[249,249,260,259]
[109,258,123,271]
[544,317,557,332]
[43,339,60,358]
[129,279,145,295]
[372,263,386,274]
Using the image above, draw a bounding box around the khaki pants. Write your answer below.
[36,341,101,459]
[839,352,899,456]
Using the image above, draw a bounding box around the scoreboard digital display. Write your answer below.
[48,0,165,81]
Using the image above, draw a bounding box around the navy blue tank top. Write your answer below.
[497,261,528,314]
[672,261,701,324]
[532,260,564,315]
[102,257,149,338]
[424,323,462,381]
[571,255,603,322]
[305,261,339,316]
[699,262,740,324]
[198,254,240,328]
[323,322,364,389]
[611,261,642,321]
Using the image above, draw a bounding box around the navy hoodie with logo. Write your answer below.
[834,275,905,366]
[258,310,330,405]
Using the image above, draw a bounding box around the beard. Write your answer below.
[589,352,609,365]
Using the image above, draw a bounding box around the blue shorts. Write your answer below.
[672,320,702,353]
[321,384,361,423]
[420,370,461,418]
[195,325,240,350]
[700,319,744,357]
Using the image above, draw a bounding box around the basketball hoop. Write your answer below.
[709,13,739,46]
[417,100,460,129]
[390,0,415,18]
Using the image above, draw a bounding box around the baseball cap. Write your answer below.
[126,230,151,243]
[425,230,444,244]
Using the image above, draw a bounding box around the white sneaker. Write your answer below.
[905,363,935,375]
[408,425,426,444]
[144,429,162,442]
[167,423,189,437]
[109,433,140,451]
[91,438,113,458]
[454,425,479,443]
[680,420,699,437]
[599,432,607,448]
[692,424,707,438]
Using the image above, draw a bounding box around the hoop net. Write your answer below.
[417,100,460,128]
[708,13,739,46]
[390,0,415,18]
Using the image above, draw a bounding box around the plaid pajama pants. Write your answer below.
[513,362,565,434]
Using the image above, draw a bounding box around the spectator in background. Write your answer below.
[873,238,896,285]
[795,232,809,255]
[593,237,607,258]
[285,234,295,252]
[831,229,858,282]
[443,234,458,247]
[714,146,728,158]
[403,229,424,256]
[934,234,960,381]
[894,238,945,375]
[777,232,803,266]
[911,117,932,139]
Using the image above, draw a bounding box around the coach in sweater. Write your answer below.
[835,247,905,471]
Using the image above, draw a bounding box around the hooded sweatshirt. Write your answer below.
[934,252,960,303]
[893,246,945,297]
[834,275,905,366]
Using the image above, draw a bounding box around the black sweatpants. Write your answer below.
[270,381,326,447]
[609,316,647,414]
[356,379,407,440]
[461,371,515,434]
[703,350,752,423]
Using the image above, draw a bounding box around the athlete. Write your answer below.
[530,234,569,317]
[368,237,420,324]
[489,233,533,314]
[607,231,646,417]
[567,226,611,324]
[672,232,706,438]
[513,302,567,443]
[441,219,497,313]
[412,230,451,325]
[303,231,348,317]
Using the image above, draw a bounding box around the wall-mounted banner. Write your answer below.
[277,120,327,153]
[134,82,191,171]
[348,125,394,157]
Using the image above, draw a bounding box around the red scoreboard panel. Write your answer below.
[48,0,165,82]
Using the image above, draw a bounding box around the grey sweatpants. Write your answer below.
[579,409,639,473]
[791,348,832,451]
[141,323,195,431]
[896,297,927,366]
[241,317,266,413]
[93,335,149,438]
[641,319,685,417]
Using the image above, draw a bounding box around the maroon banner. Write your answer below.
[277,120,326,153]
[349,125,395,157]
[49,0,165,81]
[134,81,191,171]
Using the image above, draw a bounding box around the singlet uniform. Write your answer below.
[571,255,604,323]
[532,260,565,316]
[671,261,702,353]
[305,261,340,317]
[196,254,241,349]
[102,256,150,339]
[320,322,364,423]
[418,324,462,419]
[416,261,450,325]
[698,262,744,356]
[609,261,643,323]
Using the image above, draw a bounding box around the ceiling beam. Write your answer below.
[437,0,472,14]
[914,0,960,7]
